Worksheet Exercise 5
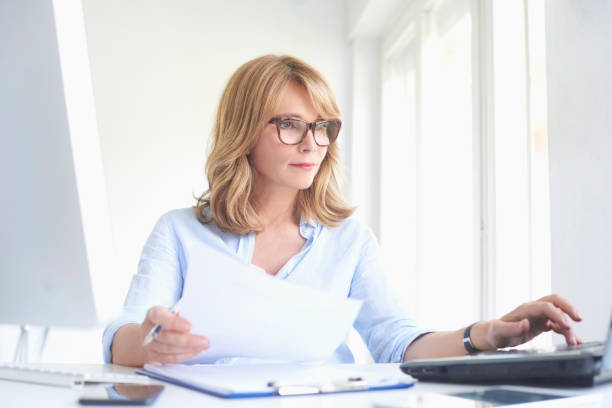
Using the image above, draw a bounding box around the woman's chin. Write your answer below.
[296,179,316,190]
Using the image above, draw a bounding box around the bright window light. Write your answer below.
[380,0,550,336]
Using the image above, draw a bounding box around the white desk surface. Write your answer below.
[2,363,611,407]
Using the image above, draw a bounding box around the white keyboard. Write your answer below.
[0,363,151,387]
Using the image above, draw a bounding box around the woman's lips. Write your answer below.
[290,163,315,170]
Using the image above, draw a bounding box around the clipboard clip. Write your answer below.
[268,377,369,396]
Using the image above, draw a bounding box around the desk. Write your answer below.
[2,364,611,407]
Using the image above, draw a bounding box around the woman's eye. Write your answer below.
[279,120,297,129]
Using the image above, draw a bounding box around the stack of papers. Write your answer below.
[178,243,363,364]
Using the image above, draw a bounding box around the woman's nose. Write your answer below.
[298,128,318,151]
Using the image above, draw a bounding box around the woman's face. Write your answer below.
[249,81,328,194]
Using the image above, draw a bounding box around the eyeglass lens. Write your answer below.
[277,119,339,146]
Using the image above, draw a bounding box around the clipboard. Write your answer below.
[136,363,415,399]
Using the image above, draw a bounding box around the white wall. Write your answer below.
[546,0,612,342]
[0,0,352,363]
[349,39,382,237]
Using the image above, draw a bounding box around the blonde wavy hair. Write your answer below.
[195,55,354,235]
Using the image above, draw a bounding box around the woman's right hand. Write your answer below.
[140,306,210,364]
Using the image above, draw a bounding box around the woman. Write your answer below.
[104,55,582,367]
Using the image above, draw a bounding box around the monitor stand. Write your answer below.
[13,325,49,364]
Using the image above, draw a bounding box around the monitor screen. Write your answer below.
[0,0,116,328]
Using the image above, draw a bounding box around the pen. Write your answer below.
[143,299,182,346]
[267,377,369,395]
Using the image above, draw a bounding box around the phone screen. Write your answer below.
[78,384,164,405]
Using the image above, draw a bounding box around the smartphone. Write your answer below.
[78,384,164,406]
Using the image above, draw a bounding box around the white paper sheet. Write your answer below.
[178,243,362,364]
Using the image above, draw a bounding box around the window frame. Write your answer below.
[378,0,550,324]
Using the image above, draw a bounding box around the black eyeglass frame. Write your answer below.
[268,117,342,146]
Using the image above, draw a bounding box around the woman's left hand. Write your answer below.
[473,294,583,350]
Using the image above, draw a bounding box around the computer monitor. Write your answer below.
[0,1,118,334]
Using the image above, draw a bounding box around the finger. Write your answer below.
[547,321,561,332]
[544,320,555,332]
[154,331,209,349]
[563,328,579,345]
[538,294,582,321]
[147,338,209,355]
[146,307,191,332]
[548,321,567,335]
[547,322,578,345]
[528,302,572,330]
[146,349,204,365]
[532,317,553,333]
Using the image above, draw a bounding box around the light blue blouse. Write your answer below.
[102,208,430,364]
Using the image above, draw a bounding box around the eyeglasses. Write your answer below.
[269,117,341,146]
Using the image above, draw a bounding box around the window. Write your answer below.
[380,0,551,338]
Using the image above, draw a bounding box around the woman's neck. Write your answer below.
[251,186,299,229]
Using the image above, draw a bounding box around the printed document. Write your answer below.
[179,244,362,364]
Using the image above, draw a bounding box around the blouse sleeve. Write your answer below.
[101,214,184,363]
[349,229,432,363]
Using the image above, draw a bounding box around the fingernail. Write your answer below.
[200,338,210,348]
[571,336,577,345]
